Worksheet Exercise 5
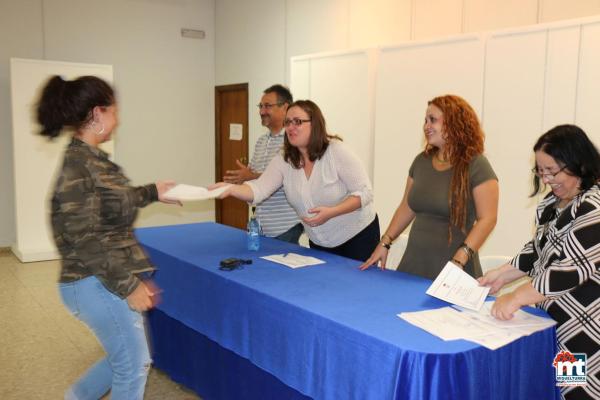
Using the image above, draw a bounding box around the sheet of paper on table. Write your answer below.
[163,183,231,201]
[261,253,325,269]
[426,261,490,311]
[398,300,556,350]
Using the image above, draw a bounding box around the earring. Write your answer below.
[91,120,105,135]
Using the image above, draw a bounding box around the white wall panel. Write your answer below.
[540,0,600,23]
[464,0,538,33]
[483,30,547,256]
[348,0,412,48]
[289,59,311,100]
[542,26,580,130]
[413,0,464,40]
[309,51,373,178]
[286,0,350,58]
[10,58,113,261]
[575,22,600,137]
[373,37,484,230]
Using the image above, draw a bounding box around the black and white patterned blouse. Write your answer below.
[512,183,600,400]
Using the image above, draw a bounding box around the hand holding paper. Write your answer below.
[426,262,490,311]
[163,183,232,202]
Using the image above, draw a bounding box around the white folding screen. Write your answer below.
[290,50,374,177]
[542,26,580,129]
[10,58,113,262]
[290,16,600,258]
[576,22,600,137]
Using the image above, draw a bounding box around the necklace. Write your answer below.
[435,154,450,164]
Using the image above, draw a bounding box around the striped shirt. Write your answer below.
[248,130,300,237]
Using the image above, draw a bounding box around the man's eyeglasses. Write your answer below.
[257,103,283,110]
[531,166,568,180]
[284,118,311,127]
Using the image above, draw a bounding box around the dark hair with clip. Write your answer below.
[36,75,115,139]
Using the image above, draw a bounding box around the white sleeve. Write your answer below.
[245,154,286,204]
[331,142,373,207]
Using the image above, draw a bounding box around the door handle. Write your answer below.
[239,156,247,165]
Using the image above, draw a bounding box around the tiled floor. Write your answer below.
[0,251,200,400]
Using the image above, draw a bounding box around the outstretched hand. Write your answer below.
[224,160,255,184]
[156,180,182,206]
[208,181,233,199]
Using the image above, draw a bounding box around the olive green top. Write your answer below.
[51,138,158,298]
[397,152,497,279]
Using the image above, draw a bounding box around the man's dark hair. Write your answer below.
[264,84,293,106]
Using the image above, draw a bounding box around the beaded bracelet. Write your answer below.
[460,242,475,259]
[382,234,394,244]
[452,258,465,267]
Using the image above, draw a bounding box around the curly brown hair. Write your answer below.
[425,95,485,236]
[283,100,341,168]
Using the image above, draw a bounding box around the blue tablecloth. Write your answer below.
[137,222,560,400]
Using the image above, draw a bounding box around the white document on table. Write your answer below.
[453,301,557,329]
[261,253,325,269]
[399,301,557,350]
[426,262,490,311]
[163,184,231,201]
[398,307,493,341]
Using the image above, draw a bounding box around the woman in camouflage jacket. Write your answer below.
[36,75,177,400]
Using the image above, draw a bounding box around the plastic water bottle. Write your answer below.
[247,208,261,251]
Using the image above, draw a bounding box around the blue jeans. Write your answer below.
[59,276,151,400]
[274,223,304,244]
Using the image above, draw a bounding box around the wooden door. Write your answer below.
[215,83,249,229]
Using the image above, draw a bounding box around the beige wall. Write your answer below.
[216,0,600,154]
[0,0,216,247]
[2,0,600,248]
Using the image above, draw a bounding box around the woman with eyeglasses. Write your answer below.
[213,99,379,261]
[360,94,499,279]
[479,124,600,400]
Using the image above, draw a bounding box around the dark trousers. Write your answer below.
[309,215,380,262]
[274,223,304,244]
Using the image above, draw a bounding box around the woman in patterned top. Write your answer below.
[480,124,600,400]
[36,75,178,400]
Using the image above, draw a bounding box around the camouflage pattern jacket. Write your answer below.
[51,138,158,298]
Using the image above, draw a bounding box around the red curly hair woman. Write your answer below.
[360,94,499,279]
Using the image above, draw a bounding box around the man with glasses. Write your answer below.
[224,84,303,243]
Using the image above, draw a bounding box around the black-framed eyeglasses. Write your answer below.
[257,102,283,110]
[531,166,568,180]
[284,118,311,127]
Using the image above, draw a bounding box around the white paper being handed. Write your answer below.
[426,262,490,311]
[163,183,231,202]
